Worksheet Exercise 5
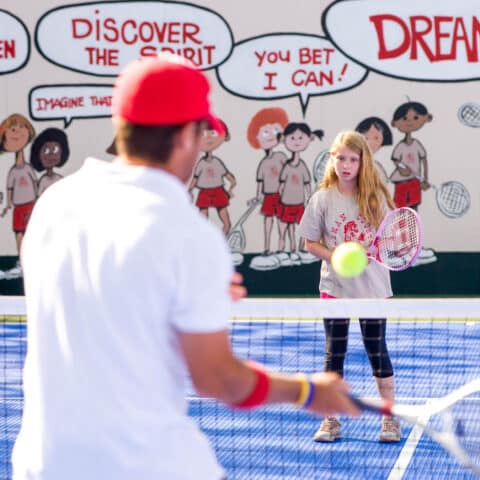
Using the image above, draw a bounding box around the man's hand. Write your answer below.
[307,372,361,416]
[229,272,247,302]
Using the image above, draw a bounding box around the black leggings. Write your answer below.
[323,317,393,378]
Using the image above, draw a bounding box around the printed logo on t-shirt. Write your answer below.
[330,212,374,246]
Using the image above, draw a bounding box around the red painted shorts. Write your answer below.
[393,178,421,208]
[13,201,35,233]
[278,203,305,224]
[261,193,281,217]
[196,187,230,209]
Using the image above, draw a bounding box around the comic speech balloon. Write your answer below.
[29,85,113,128]
[0,10,30,74]
[35,1,233,76]
[216,33,367,114]
[323,0,480,81]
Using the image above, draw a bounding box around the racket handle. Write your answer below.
[348,394,393,416]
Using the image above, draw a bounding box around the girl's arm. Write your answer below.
[305,239,332,262]
[225,172,236,196]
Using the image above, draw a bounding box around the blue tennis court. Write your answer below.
[1,315,479,479]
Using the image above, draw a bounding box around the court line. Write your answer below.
[387,400,433,480]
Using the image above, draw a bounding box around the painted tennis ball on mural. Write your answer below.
[331,242,368,278]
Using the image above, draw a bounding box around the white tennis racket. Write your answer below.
[366,207,423,271]
[227,199,260,253]
[458,102,480,128]
[350,378,480,477]
[392,162,470,218]
[312,150,330,183]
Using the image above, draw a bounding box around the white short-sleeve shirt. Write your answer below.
[13,158,232,480]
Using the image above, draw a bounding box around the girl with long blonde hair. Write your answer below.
[298,131,400,444]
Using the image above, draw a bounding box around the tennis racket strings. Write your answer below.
[458,102,480,128]
[438,394,480,475]
[374,208,422,270]
[436,181,471,218]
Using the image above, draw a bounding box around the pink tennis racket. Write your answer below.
[366,207,423,271]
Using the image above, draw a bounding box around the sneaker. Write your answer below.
[313,417,341,442]
[249,253,280,271]
[4,261,22,280]
[379,416,401,443]
[298,250,320,264]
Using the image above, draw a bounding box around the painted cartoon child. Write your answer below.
[390,100,436,264]
[30,128,70,196]
[189,120,236,235]
[246,107,289,270]
[0,114,37,278]
[355,116,393,183]
[278,122,323,266]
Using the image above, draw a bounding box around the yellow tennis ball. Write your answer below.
[331,242,368,278]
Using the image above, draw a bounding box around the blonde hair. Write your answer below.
[320,130,395,227]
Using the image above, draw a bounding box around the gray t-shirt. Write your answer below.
[298,186,393,299]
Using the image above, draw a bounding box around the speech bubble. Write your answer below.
[216,33,368,114]
[0,9,30,74]
[35,1,233,76]
[29,85,113,127]
[323,0,480,82]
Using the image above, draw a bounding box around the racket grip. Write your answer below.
[348,394,393,416]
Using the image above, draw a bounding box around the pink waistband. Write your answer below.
[320,292,337,299]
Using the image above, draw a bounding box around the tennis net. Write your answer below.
[0,297,479,480]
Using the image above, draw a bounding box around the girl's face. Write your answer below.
[3,121,30,153]
[364,125,383,154]
[392,108,431,133]
[283,128,312,153]
[200,129,226,153]
[334,146,361,185]
[256,122,282,150]
[40,141,62,168]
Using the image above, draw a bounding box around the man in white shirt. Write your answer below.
[12,54,358,480]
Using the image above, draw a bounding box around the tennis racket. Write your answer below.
[366,207,423,271]
[350,378,480,477]
[392,162,470,218]
[227,199,260,253]
[374,161,389,184]
[312,150,330,183]
[458,102,480,128]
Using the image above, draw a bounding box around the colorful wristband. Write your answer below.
[294,374,315,409]
[231,360,270,409]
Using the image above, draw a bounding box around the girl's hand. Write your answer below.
[420,180,431,191]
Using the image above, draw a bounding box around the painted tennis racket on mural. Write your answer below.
[392,162,470,218]
[458,102,480,128]
[350,378,480,477]
[227,199,260,253]
[366,207,423,271]
[374,161,389,185]
[312,150,330,183]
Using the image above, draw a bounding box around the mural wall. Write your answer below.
[0,0,478,295]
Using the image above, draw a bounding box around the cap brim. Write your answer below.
[206,113,225,135]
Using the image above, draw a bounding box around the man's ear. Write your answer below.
[174,122,196,150]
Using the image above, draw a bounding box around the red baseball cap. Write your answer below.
[112,53,224,134]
